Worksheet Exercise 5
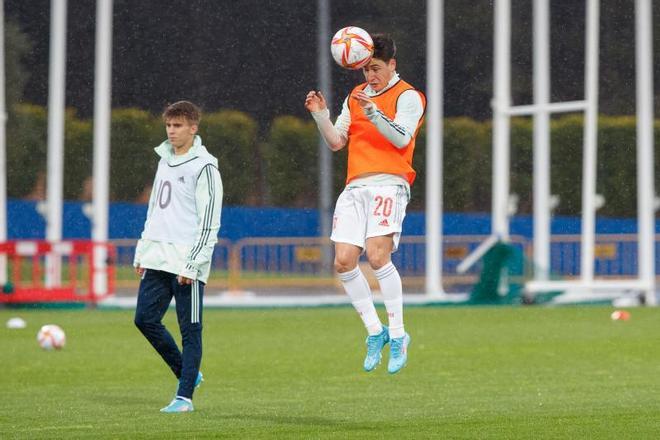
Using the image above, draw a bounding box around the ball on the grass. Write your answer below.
[610,310,630,321]
[6,317,26,329]
[37,324,66,350]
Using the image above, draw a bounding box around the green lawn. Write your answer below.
[2,306,660,439]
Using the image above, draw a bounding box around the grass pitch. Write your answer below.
[2,305,660,439]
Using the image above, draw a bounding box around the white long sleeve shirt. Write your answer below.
[133,136,223,283]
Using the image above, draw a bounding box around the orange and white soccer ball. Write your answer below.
[331,26,374,70]
[610,310,631,321]
[37,324,66,350]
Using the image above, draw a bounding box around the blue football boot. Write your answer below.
[388,333,411,374]
[194,371,204,389]
[363,326,390,372]
[160,397,194,413]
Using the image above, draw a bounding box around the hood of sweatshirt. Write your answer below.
[154,135,217,167]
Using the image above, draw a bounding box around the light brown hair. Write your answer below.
[162,100,201,124]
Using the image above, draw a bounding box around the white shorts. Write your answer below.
[330,185,409,251]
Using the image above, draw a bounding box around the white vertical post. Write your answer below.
[533,0,551,281]
[580,0,599,283]
[45,0,67,287]
[317,0,333,274]
[425,0,444,296]
[492,0,511,240]
[635,0,656,305]
[0,0,7,286]
[92,0,113,296]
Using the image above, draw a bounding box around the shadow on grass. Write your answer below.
[209,412,397,431]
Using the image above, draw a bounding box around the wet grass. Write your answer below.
[2,305,660,438]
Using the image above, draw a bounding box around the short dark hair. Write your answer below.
[162,100,201,124]
[372,34,397,62]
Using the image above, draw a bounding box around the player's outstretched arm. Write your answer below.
[306,91,348,151]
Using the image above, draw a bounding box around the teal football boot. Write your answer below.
[160,397,194,413]
[388,333,411,374]
[363,326,389,372]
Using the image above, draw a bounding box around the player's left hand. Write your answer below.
[351,91,375,110]
[177,275,194,285]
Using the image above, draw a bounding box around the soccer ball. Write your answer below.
[331,26,374,70]
[37,324,66,350]
[610,310,630,321]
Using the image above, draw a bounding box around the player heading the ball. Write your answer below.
[305,32,426,374]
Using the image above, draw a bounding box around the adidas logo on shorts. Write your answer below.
[379,219,390,227]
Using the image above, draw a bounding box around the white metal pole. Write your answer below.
[492,0,511,240]
[317,0,333,274]
[0,0,7,286]
[507,101,587,115]
[635,0,656,305]
[92,0,113,296]
[425,0,444,296]
[45,0,67,287]
[533,0,551,281]
[580,0,599,283]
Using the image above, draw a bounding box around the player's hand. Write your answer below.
[351,90,374,110]
[177,275,193,285]
[135,266,145,277]
[305,90,327,112]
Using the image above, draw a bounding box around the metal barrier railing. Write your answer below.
[112,238,232,291]
[537,234,660,279]
[227,236,335,291]
[112,235,527,293]
[110,234,660,294]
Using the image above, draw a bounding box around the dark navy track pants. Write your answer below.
[134,269,203,399]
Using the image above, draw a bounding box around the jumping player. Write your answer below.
[305,34,425,374]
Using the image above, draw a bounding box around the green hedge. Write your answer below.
[200,110,259,205]
[109,108,162,201]
[413,117,491,211]
[63,109,93,200]
[6,104,48,198]
[263,116,319,206]
[6,106,660,218]
[6,107,262,204]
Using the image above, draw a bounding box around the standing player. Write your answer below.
[133,101,223,412]
[305,34,425,374]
